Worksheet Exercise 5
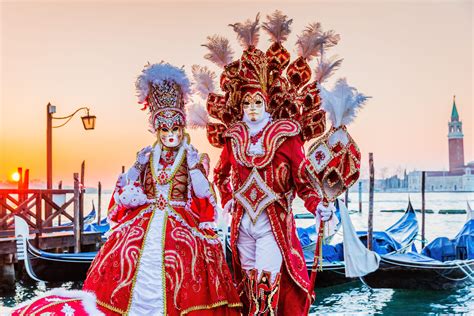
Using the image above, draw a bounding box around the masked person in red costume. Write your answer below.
[195,11,340,316]
[82,62,241,316]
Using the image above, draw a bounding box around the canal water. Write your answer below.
[1,192,473,315]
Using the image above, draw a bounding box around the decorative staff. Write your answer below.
[306,77,370,287]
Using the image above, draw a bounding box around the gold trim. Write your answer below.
[162,210,168,315]
[168,205,219,240]
[97,299,126,314]
[180,300,242,315]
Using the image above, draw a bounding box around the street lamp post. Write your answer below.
[46,103,96,218]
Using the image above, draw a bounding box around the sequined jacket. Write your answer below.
[213,119,321,303]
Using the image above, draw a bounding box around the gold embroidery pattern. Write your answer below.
[275,162,290,192]
[226,119,300,169]
[97,299,126,314]
[171,163,188,201]
[180,301,243,315]
[125,210,157,313]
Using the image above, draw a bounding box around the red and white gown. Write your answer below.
[82,140,241,315]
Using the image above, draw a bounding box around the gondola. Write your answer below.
[362,204,474,290]
[58,201,98,227]
[297,201,419,288]
[15,216,98,282]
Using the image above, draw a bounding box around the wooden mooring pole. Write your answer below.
[345,189,349,208]
[80,161,85,234]
[368,153,375,251]
[97,181,102,225]
[73,173,81,253]
[421,171,426,249]
[58,180,63,226]
[358,181,362,213]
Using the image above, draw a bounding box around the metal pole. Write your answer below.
[358,181,362,213]
[73,173,81,253]
[421,171,426,249]
[368,153,374,251]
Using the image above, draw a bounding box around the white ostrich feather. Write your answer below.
[191,65,217,99]
[135,62,191,104]
[262,10,293,43]
[296,23,341,61]
[186,103,209,129]
[319,78,370,127]
[229,13,261,49]
[202,35,234,68]
[315,55,343,83]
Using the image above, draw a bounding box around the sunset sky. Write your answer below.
[1,0,472,189]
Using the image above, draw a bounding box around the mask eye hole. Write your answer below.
[161,128,169,133]
[256,100,262,105]
[172,127,179,132]
[243,101,250,106]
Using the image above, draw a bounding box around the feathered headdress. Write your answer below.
[135,62,191,133]
[194,10,342,147]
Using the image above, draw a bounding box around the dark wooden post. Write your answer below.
[36,192,42,237]
[358,181,362,213]
[17,167,26,214]
[23,169,29,190]
[57,181,63,225]
[0,193,5,230]
[122,166,125,173]
[80,161,85,235]
[97,181,102,225]
[46,103,54,220]
[421,171,426,249]
[17,168,23,204]
[368,153,375,251]
[73,173,81,253]
[345,189,349,208]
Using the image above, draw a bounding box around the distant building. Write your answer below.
[407,96,474,192]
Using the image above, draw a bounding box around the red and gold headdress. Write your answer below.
[193,11,343,148]
[136,62,191,132]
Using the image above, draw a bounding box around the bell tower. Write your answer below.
[448,95,464,172]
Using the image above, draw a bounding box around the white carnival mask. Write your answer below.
[242,91,266,123]
[159,126,183,148]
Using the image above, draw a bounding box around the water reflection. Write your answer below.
[310,281,393,314]
[310,281,474,315]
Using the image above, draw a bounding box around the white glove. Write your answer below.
[116,173,127,188]
[190,169,211,198]
[185,143,200,169]
[126,146,153,182]
[316,201,336,222]
[136,146,153,165]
